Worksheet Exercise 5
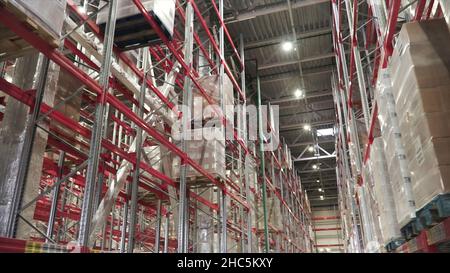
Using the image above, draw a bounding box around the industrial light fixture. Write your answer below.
[282,41,294,52]
[294,88,303,98]
[303,124,311,131]
[318,188,324,192]
[312,164,318,170]
[308,146,314,153]
[317,128,334,137]
[316,179,320,183]
[320,195,324,200]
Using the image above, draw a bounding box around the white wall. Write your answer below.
[312,207,343,253]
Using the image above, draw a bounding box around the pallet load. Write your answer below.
[0,0,67,60]
[96,0,175,50]
[389,19,450,214]
[359,166,384,252]
[375,68,416,229]
[171,127,226,181]
[192,74,234,120]
[369,137,403,250]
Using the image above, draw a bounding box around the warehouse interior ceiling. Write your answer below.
[224,0,337,208]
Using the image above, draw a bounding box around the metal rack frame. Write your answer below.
[0,0,313,253]
[331,0,445,252]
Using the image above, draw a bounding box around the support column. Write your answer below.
[178,0,194,253]
[256,74,270,253]
[0,53,64,239]
[77,0,118,248]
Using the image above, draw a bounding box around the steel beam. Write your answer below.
[259,52,335,70]
[294,155,336,162]
[289,139,334,149]
[225,0,328,24]
[280,120,334,131]
[245,27,331,50]
[77,0,118,248]
[299,168,335,174]
[265,90,332,104]
[260,68,333,83]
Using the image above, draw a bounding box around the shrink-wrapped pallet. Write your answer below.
[172,128,225,180]
[375,69,416,227]
[369,138,402,245]
[192,74,234,120]
[388,19,450,210]
[1,0,67,37]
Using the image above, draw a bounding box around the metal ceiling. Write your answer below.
[224,0,337,207]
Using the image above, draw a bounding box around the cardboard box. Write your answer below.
[390,45,450,103]
[399,110,450,148]
[369,138,402,245]
[4,0,67,37]
[403,137,450,209]
[172,128,226,180]
[410,164,450,210]
[395,84,450,117]
[390,19,450,105]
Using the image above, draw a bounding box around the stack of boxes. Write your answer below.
[369,138,402,247]
[360,164,384,252]
[375,68,416,227]
[171,75,233,181]
[2,0,67,38]
[389,19,450,211]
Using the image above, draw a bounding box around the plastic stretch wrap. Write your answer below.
[356,185,374,251]
[369,138,402,246]
[389,19,450,210]
[267,196,282,231]
[192,74,234,120]
[375,68,416,227]
[172,128,226,180]
[6,0,67,37]
[361,166,384,252]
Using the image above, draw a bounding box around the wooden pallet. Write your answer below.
[139,192,170,205]
[417,194,450,228]
[0,1,59,61]
[173,174,226,189]
[385,238,405,252]
[400,218,424,241]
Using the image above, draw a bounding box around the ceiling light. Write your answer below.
[303,124,311,131]
[317,128,334,137]
[308,146,314,153]
[316,179,320,183]
[312,164,318,170]
[294,88,303,98]
[282,41,294,52]
[320,195,324,200]
[318,188,324,192]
